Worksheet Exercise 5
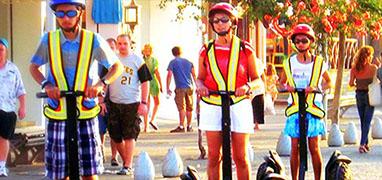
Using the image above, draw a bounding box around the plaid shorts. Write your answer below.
[45,118,104,179]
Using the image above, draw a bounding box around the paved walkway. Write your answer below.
[5,105,382,179]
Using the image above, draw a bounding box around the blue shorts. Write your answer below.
[283,102,325,138]
[45,118,104,179]
[98,112,109,135]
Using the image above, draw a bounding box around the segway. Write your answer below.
[209,90,236,180]
[280,88,321,180]
[256,150,287,180]
[37,91,86,180]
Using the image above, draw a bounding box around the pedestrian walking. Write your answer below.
[142,43,163,132]
[108,34,152,175]
[166,46,196,133]
[349,45,378,153]
[0,38,26,177]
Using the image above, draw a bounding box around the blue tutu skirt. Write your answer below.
[284,110,325,138]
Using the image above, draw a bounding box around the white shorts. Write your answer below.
[198,99,254,133]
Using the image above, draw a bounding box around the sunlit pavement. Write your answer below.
[6,104,382,180]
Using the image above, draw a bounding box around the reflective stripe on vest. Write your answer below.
[44,30,100,120]
[201,35,246,105]
[283,55,325,118]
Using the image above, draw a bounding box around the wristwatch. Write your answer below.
[101,77,110,86]
[41,79,51,89]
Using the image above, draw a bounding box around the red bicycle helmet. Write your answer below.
[208,2,238,25]
[290,24,315,42]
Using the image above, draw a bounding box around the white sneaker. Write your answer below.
[0,166,8,177]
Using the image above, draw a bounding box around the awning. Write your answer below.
[92,0,122,24]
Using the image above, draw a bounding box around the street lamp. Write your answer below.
[124,0,139,32]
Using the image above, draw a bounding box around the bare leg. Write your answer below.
[206,131,222,180]
[110,138,118,160]
[82,175,99,180]
[123,139,136,168]
[115,140,127,166]
[308,136,322,180]
[232,132,251,180]
[143,96,151,132]
[0,137,9,162]
[179,109,186,127]
[290,138,299,180]
[150,95,160,125]
[186,110,193,127]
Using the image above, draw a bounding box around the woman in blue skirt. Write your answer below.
[278,24,332,180]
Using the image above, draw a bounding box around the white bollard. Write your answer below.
[372,117,382,139]
[344,122,358,144]
[328,123,344,147]
[276,132,291,156]
[162,147,184,177]
[134,151,155,180]
[247,145,255,163]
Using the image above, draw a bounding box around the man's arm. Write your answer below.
[166,70,173,96]
[86,61,123,98]
[18,94,26,120]
[29,63,61,100]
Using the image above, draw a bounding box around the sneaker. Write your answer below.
[170,126,185,133]
[116,167,133,175]
[111,158,119,166]
[187,126,193,132]
[0,166,8,177]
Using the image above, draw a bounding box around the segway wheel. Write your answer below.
[256,162,274,180]
[335,162,352,180]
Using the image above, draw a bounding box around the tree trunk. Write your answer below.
[328,32,346,124]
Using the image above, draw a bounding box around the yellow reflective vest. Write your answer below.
[201,35,247,106]
[44,30,100,120]
[283,55,325,118]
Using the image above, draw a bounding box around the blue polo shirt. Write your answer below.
[167,57,194,89]
[30,29,118,109]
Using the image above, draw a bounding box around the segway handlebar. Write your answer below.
[36,91,85,98]
[278,88,322,94]
[208,90,236,96]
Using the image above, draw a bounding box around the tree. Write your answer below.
[160,0,382,124]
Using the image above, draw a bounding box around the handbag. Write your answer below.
[368,77,382,106]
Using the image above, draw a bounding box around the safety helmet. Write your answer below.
[208,2,238,25]
[290,24,315,42]
[50,0,86,10]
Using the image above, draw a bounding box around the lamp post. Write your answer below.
[124,0,139,33]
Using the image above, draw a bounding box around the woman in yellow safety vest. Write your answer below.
[196,2,261,180]
[278,24,332,180]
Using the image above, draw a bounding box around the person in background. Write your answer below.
[265,63,279,101]
[166,46,197,133]
[98,37,120,166]
[0,38,26,177]
[142,43,163,132]
[279,24,332,180]
[349,45,377,153]
[108,34,151,175]
[196,3,260,179]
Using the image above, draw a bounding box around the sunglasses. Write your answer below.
[210,18,230,24]
[293,38,309,44]
[54,10,78,18]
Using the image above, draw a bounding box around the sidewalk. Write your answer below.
[5,105,382,179]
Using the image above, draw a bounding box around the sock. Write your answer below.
[179,125,184,129]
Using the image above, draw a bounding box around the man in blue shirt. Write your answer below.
[166,46,196,133]
[29,0,123,179]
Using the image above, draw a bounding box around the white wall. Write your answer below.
[141,1,203,120]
